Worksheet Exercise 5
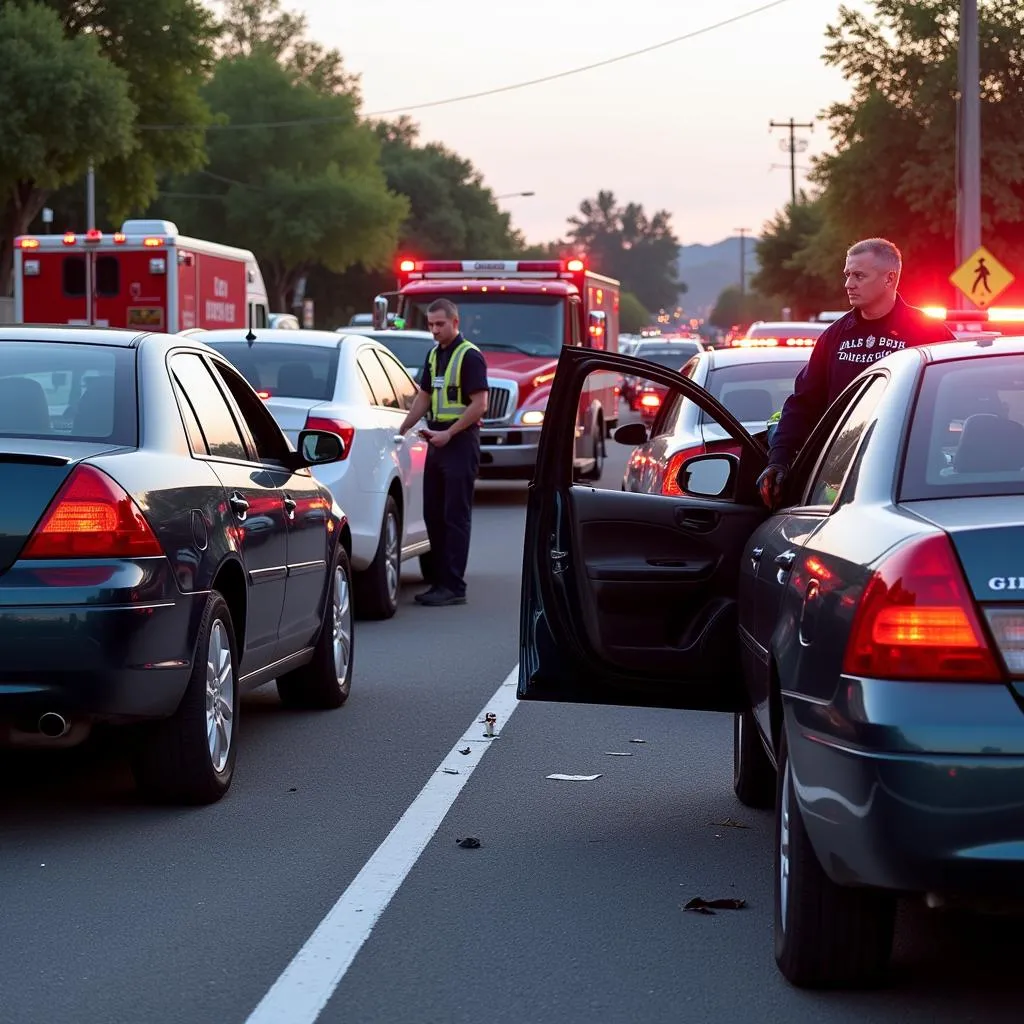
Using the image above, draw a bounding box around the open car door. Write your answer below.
[519,346,770,711]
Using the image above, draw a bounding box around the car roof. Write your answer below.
[340,327,435,341]
[0,325,148,347]
[916,333,1024,363]
[703,346,812,369]
[198,328,346,349]
[746,321,825,332]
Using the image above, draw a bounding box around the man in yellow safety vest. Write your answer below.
[398,298,489,606]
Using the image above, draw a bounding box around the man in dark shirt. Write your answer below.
[398,298,489,606]
[758,237,955,507]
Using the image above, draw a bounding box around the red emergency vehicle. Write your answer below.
[373,256,620,480]
[13,219,269,333]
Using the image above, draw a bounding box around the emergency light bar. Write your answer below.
[18,232,162,249]
[396,257,586,281]
[923,306,1024,322]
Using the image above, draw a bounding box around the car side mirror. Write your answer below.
[613,422,648,445]
[676,453,736,499]
[372,295,389,331]
[297,429,345,466]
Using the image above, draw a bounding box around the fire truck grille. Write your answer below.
[485,385,515,422]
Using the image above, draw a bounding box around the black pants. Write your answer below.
[423,431,479,596]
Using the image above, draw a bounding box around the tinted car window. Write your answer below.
[359,331,434,372]
[375,350,418,411]
[170,353,247,461]
[632,343,702,370]
[901,354,1024,500]
[698,359,807,425]
[204,342,338,401]
[0,341,136,444]
[357,350,399,409]
[210,359,290,464]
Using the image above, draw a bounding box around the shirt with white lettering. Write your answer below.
[768,295,955,467]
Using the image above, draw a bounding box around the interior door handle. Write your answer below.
[775,550,796,570]
[229,493,249,520]
[283,496,296,520]
[675,507,719,532]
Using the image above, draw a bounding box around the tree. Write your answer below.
[709,286,778,329]
[157,53,407,309]
[618,292,650,334]
[0,2,136,294]
[752,194,847,317]
[807,0,1024,304]
[566,191,684,311]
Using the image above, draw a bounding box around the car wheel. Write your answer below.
[733,708,775,809]
[354,497,401,620]
[774,731,896,988]
[131,592,238,805]
[579,426,605,482]
[278,545,354,710]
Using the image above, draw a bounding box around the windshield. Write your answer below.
[902,354,1024,500]
[205,342,339,400]
[404,294,565,357]
[633,343,702,370]
[0,341,136,444]
[698,359,807,425]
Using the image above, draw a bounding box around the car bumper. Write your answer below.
[0,558,201,727]
[479,425,542,477]
[786,677,1024,897]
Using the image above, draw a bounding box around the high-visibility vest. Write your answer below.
[428,338,480,422]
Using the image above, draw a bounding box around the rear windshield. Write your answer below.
[633,343,702,369]
[0,341,136,444]
[699,360,807,424]
[205,342,339,400]
[901,354,1024,500]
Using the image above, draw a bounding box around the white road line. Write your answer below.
[243,663,522,1024]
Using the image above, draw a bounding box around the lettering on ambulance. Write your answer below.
[199,260,245,327]
[836,334,907,365]
[205,278,238,323]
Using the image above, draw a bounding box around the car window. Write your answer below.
[0,341,136,444]
[209,358,290,464]
[203,342,338,401]
[805,376,887,507]
[901,354,1024,500]
[170,353,247,461]
[374,349,418,411]
[357,350,399,409]
[171,377,208,454]
[698,359,807,426]
[632,344,702,370]
[364,332,434,372]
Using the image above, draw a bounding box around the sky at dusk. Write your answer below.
[296,0,874,248]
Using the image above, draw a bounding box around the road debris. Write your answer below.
[628,738,647,744]
[459,746,472,755]
[546,773,602,782]
[711,818,750,829]
[604,752,633,757]
[683,897,747,915]
[456,837,481,849]
[441,768,460,775]
[481,712,497,738]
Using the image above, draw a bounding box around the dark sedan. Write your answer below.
[0,327,354,805]
[519,338,1024,988]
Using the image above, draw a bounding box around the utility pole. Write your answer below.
[770,118,814,206]
[736,228,749,297]
[86,163,96,230]
[956,0,980,304]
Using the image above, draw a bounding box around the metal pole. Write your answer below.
[86,163,96,231]
[770,119,813,206]
[86,163,96,323]
[736,228,749,296]
[957,0,981,273]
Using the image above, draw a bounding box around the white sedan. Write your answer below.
[199,328,430,620]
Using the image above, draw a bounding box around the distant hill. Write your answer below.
[675,237,761,318]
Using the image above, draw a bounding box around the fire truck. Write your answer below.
[13,219,269,333]
[372,256,620,480]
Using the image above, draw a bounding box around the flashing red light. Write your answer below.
[84,229,102,243]
[305,416,355,460]
[18,238,40,250]
[143,237,164,247]
[398,258,416,273]
[640,393,662,409]
[256,390,271,400]
[113,232,127,243]
[566,258,585,272]
[62,232,76,246]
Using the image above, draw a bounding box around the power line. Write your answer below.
[138,0,795,133]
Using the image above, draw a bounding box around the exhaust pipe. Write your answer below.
[38,712,70,738]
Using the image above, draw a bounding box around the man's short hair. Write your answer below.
[847,237,902,274]
[427,298,459,320]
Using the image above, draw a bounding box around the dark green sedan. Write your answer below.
[0,327,353,805]
[520,338,1024,989]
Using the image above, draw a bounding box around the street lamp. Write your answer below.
[495,191,536,199]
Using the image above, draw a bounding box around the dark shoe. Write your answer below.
[414,586,441,604]
[418,588,466,607]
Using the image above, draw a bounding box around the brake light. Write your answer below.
[661,445,706,496]
[640,393,661,409]
[256,390,271,400]
[21,465,163,559]
[305,416,354,460]
[842,533,999,681]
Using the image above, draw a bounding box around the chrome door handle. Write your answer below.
[283,496,296,520]
[229,493,249,520]
[393,434,405,445]
[775,550,796,570]
[751,546,764,562]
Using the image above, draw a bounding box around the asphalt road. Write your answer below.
[2,405,1024,1024]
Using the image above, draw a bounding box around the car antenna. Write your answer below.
[245,303,256,344]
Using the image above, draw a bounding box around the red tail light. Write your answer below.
[22,465,163,559]
[305,416,354,460]
[661,445,706,496]
[842,533,999,681]
[640,392,661,409]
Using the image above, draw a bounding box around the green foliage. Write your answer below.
[0,1,136,293]
[708,285,779,329]
[618,292,650,334]
[566,191,684,311]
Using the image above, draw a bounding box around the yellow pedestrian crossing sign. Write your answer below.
[949,246,1015,309]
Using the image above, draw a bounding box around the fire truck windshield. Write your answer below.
[404,294,565,357]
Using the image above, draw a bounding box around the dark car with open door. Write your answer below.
[520,341,1024,989]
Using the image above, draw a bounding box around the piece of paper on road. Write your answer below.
[546,773,603,782]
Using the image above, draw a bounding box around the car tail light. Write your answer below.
[842,533,1000,681]
[305,416,354,460]
[640,392,661,409]
[21,465,163,559]
[661,445,706,496]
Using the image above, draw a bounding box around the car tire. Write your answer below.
[578,427,605,482]
[131,592,238,805]
[277,545,354,710]
[733,708,775,809]
[354,497,401,620]
[774,731,896,988]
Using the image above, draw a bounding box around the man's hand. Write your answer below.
[420,428,452,448]
[757,464,787,509]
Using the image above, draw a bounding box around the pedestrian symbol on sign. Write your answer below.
[949,245,1015,309]
[972,257,992,296]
